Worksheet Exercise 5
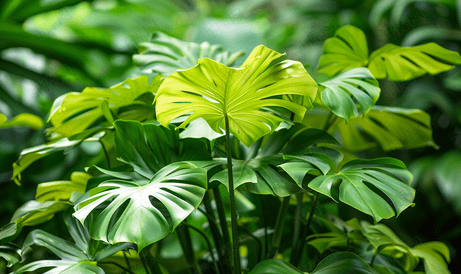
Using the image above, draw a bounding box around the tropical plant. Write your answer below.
[1,1,460,274]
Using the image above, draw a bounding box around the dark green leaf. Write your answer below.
[249,259,304,274]
[311,252,374,274]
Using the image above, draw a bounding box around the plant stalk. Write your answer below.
[177,224,202,274]
[290,192,320,266]
[183,223,220,274]
[291,193,303,255]
[224,116,241,273]
[267,196,290,258]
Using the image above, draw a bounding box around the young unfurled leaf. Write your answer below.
[318,25,461,81]
[133,31,245,76]
[309,158,415,223]
[319,68,380,120]
[155,45,318,147]
[0,113,43,130]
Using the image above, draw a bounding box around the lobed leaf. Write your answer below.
[155,45,317,147]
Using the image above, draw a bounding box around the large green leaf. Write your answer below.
[368,43,461,82]
[318,68,380,120]
[311,252,374,274]
[303,106,436,151]
[309,158,415,223]
[249,259,304,274]
[155,45,318,147]
[208,123,340,196]
[0,113,43,130]
[49,76,161,137]
[114,120,211,178]
[74,162,207,250]
[318,25,369,76]
[318,25,461,81]
[133,31,245,76]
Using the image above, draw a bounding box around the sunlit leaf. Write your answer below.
[36,172,92,202]
[0,113,43,130]
[49,76,161,137]
[133,31,245,76]
[155,45,317,147]
[411,242,451,274]
[0,245,21,268]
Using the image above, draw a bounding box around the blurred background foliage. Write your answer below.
[1,0,461,272]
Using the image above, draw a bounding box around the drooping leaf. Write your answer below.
[36,172,92,202]
[12,209,132,274]
[302,106,436,151]
[0,113,43,130]
[318,25,461,81]
[155,45,318,147]
[114,120,211,178]
[11,200,70,227]
[12,130,106,185]
[368,43,461,82]
[309,158,415,223]
[248,259,304,274]
[319,68,380,120]
[0,245,21,268]
[74,162,207,250]
[411,242,451,274]
[208,123,340,196]
[311,252,374,274]
[133,31,245,76]
[318,25,369,76]
[49,75,161,137]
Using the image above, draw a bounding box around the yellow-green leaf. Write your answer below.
[155,45,317,147]
[0,113,43,130]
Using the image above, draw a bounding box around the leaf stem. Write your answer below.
[99,140,111,169]
[290,192,320,266]
[239,225,262,262]
[98,261,136,274]
[123,251,132,273]
[291,193,303,255]
[183,223,220,274]
[224,115,241,273]
[213,187,232,256]
[177,224,202,274]
[259,196,269,257]
[267,196,290,258]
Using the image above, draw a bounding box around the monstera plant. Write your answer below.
[2,25,460,274]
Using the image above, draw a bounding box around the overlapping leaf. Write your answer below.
[319,68,380,120]
[302,106,436,151]
[318,25,369,76]
[133,31,245,76]
[310,252,374,274]
[309,158,415,223]
[0,245,21,268]
[318,25,461,81]
[12,211,132,274]
[74,162,207,250]
[49,76,161,137]
[0,113,43,130]
[155,45,318,147]
[208,123,340,196]
[248,259,304,274]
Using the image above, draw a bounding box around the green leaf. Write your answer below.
[133,31,245,76]
[318,25,461,81]
[12,130,105,185]
[49,76,161,137]
[318,25,369,76]
[0,245,21,268]
[0,113,43,130]
[13,261,104,274]
[311,252,374,273]
[179,118,224,141]
[11,200,70,227]
[368,43,461,82]
[411,242,451,274]
[209,124,339,196]
[155,45,318,147]
[303,106,436,151]
[36,172,92,202]
[249,259,304,274]
[114,120,212,178]
[309,158,415,223]
[74,162,207,250]
[319,68,380,120]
